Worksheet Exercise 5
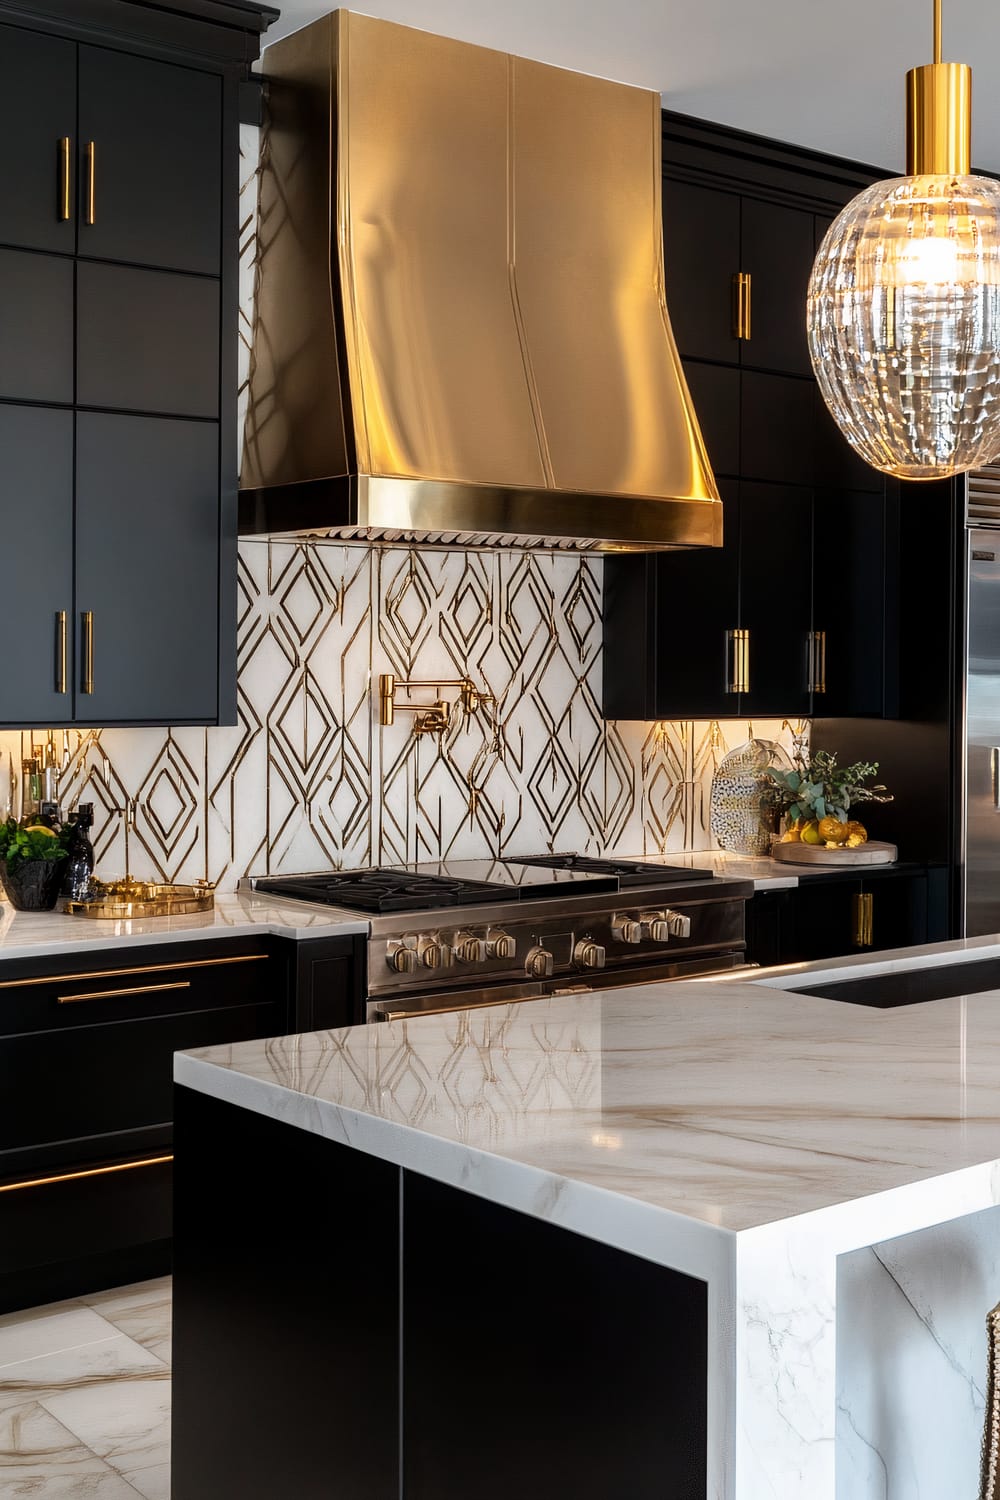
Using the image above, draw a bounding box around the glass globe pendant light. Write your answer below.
[807,0,1000,480]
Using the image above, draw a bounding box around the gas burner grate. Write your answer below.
[507,853,714,885]
[254,870,523,914]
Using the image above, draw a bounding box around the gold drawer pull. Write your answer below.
[58,136,71,221]
[55,610,67,694]
[852,891,874,947]
[81,610,94,694]
[84,140,96,225]
[58,980,190,1005]
[0,952,268,992]
[725,628,750,694]
[0,1154,172,1195]
[732,270,752,339]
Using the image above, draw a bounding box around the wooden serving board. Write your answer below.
[770,840,898,867]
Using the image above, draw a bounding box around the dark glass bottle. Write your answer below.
[61,803,96,899]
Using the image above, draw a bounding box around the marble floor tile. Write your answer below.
[0,1334,165,1418]
[83,1282,171,1367]
[0,1281,173,1498]
[0,1309,118,1372]
[0,1399,142,1497]
[42,1375,169,1500]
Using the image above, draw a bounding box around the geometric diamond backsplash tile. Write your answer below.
[0,541,806,889]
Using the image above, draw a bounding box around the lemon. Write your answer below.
[818,816,848,845]
[799,820,821,846]
[24,824,56,838]
[781,824,802,843]
[844,820,867,844]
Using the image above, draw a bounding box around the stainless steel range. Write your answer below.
[245,855,754,1021]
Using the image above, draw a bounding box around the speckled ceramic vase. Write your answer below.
[0,856,66,911]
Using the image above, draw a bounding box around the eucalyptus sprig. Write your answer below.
[762,749,892,824]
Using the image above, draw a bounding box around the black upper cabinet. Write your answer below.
[603,113,896,725]
[75,413,220,724]
[77,46,222,276]
[77,262,220,418]
[663,180,740,365]
[662,177,816,378]
[739,482,813,719]
[739,198,815,377]
[0,1,262,728]
[0,23,76,253]
[0,249,73,404]
[0,406,73,727]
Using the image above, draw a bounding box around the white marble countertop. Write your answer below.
[0,892,368,962]
[176,936,1000,1249]
[607,847,920,890]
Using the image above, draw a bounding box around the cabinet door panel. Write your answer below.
[786,878,861,960]
[740,198,815,376]
[741,371,814,486]
[77,263,219,417]
[812,487,886,716]
[0,249,73,404]
[0,24,76,253]
[75,413,219,723]
[739,481,812,718]
[683,361,739,477]
[78,47,221,275]
[0,406,73,727]
[662,179,741,364]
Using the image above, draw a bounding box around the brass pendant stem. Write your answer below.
[934,0,942,65]
[905,61,971,174]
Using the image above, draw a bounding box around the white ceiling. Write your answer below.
[262,0,1000,175]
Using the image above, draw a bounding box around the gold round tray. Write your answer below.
[65,880,215,919]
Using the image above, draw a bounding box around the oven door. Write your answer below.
[367,951,755,1021]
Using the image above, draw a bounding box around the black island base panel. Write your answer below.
[171,1087,707,1500]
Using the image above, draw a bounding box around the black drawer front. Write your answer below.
[0,1153,172,1279]
[0,997,281,1159]
[0,944,274,1034]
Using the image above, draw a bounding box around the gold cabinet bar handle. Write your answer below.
[58,980,191,1005]
[725,628,750,693]
[817,629,826,694]
[807,631,827,694]
[732,272,752,339]
[81,610,94,694]
[58,136,71,221]
[0,951,267,992]
[852,891,874,947]
[0,1154,172,1195]
[84,140,95,225]
[55,611,67,694]
[725,629,739,693]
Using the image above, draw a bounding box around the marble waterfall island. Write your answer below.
[171,976,1000,1500]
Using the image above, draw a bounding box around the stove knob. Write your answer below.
[574,940,606,970]
[665,909,692,939]
[525,945,554,979]
[454,931,488,964]
[611,916,642,945]
[418,936,450,970]
[642,913,671,943]
[487,930,516,960]
[387,940,419,974]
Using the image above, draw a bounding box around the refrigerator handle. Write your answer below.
[992,748,1000,810]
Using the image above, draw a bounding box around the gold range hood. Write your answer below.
[239,11,721,552]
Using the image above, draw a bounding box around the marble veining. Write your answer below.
[177,975,1000,1240]
[0,892,367,965]
[0,1278,172,1498]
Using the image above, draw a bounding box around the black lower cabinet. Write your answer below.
[171,1089,708,1500]
[0,933,360,1312]
[746,865,949,967]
